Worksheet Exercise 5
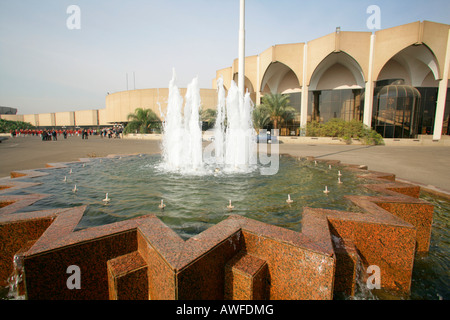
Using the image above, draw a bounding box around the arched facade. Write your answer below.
[261,62,301,94]
[214,20,450,139]
[307,52,365,124]
[373,44,447,137]
[4,21,450,139]
[259,62,302,135]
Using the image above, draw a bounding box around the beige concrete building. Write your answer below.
[1,89,218,129]
[2,20,449,140]
[104,88,218,124]
[214,20,450,140]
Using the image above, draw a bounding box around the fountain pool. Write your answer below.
[3,154,449,300]
[10,155,379,239]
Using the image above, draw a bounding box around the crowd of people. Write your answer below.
[10,127,124,141]
[100,127,123,139]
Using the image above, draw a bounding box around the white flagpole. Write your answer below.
[238,0,245,95]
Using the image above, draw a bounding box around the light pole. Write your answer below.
[238,0,245,95]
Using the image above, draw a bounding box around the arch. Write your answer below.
[307,52,365,124]
[376,44,440,87]
[260,62,301,95]
[309,52,365,91]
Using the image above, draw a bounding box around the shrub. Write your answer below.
[0,119,35,133]
[305,119,384,145]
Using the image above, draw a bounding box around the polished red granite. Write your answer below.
[0,155,437,300]
[107,251,148,300]
[225,251,268,300]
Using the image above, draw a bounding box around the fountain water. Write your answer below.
[160,70,203,173]
[160,71,256,175]
[221,80,257,173]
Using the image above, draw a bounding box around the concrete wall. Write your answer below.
[0,114,24,122]
[54,112,75,127]
[23,114,39,126]
[98,109,108,126]
[74,110,98,126]
[38,113,55,127]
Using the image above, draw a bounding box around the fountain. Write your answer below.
[160,70,256,175]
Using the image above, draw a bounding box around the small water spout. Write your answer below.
[338,177,343,184]
[227,200,234,211]
[72,185,77,193]
[286,194,293,204]
[69,169,73,174]
[63,176,67,182]
[103,193,110,204]
[159,199,166,210]
[338,170,342,177]
[323,186,330,194]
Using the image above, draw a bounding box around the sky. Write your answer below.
[0,0,449,115]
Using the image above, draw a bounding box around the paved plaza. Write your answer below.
[0,135,449,193]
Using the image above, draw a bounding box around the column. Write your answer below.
[256,55,261,105]
[433,29,450,141]
[300,43,309,135]
[363,34,376,127]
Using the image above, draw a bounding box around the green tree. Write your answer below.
[200,108,217,130]
[252,104,271,132]
[124,108,161,134]
[260,93,296,129]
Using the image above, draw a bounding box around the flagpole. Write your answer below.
[238,0,245,95]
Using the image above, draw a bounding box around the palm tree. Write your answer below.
[124,108,161,134]
[260,93,296,129]
[252,105,271,133]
